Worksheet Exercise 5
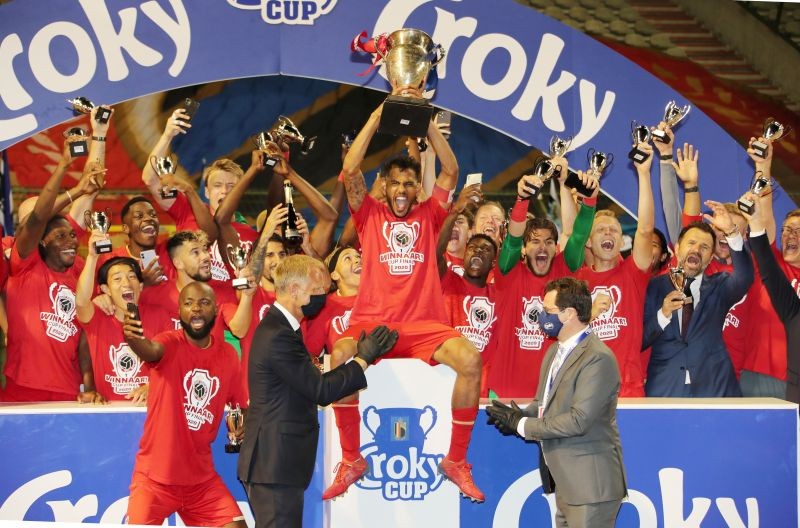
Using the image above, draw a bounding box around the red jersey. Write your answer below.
[441,269,498,354]
[445,254,465,277]
[4,245,81,396]
[133,331,245,485]
[576,256,650,397]
[302,292,356,356]
[486,256,569,398]
[166,194,258,281]
[705,260,753,379]
[350,195,448,325]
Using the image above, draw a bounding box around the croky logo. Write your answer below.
[380,221,423,276]
[41,283,78,342]
[106,343,147,395]
[456,296,496,352]
[182,369,220,431]
[226,0,337,25]
[356,405,444,501]
[589,285,626,340]
[331,309,352,336]
[516,296,545,350]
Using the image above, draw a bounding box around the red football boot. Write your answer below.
[322,456,369,501]
[438,457,485,502]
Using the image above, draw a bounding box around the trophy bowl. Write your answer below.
[628,122,652,164]
[752,118,790,158]
[150,155,178,199]
[84,209,113,254]
[587,149,613,176]
[225,404,244,453]
[226,244,251,290]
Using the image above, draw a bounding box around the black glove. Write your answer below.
[354,325,399,366]
[486,400,523,436]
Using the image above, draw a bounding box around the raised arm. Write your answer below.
[283,164,338,257]
[75,232,109,324]
[672,143,700,220]
[69,105,113,227]
[631,143,656,272]
[426,117,458,200]
[123,313,165,363]
[561,169,599,272]
[341,104,381,213]
[747,137,776,243]
[653,124,681,245]
[141,109,190,210]
[437,185,482,277]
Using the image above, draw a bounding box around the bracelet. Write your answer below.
[684,186,699,193]
[65,189,73,204]
[659,153,673,161]
[92,136,106,142]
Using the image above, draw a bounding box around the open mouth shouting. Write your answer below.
[600,239,615,252]
[121,290,135,304]
[685,252,701,268]
[189,315,207,330]
[394,195,409,214]
[140,223,158,237]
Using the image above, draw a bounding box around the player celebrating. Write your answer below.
[325,89,485,502]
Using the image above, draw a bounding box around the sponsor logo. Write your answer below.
[226,0,337,25]
[356,405,444,501]
[258,302,272,321]
[455,296,496,352]
[589,285,627,340]
[105,343,147,395]
[723,295,746,331]
[182,368,220,431]
[380,221,424,276]
[40,283,78,342]
[516,296,545,350]
[331,309,351,336]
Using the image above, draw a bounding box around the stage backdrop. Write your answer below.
[0,0,796,229]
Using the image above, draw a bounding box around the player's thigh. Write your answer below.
[179,474,245,528]
[433,336,481,375]
[126,473,179,525]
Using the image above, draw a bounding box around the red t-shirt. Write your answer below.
[166,194,258,281]
[441,269,498,354]
[350,195,449,325]
[576,256,650,397]
[302,292,356,356]
[133,331,245,485]
[4,245,82,396]
[77,308,171,401]
[705,260,753,380]
[486,256,569,398]
[445,254,465,277]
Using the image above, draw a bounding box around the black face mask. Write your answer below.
[301,293,327,318]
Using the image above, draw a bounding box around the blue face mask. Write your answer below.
[537,310,564,338]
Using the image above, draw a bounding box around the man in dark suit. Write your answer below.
[486,277,626,527]
[643,201,753,397]
[237,255,398,528]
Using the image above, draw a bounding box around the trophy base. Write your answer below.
[737,198,755,215]
[225,444,241,454]
[160,188,178,199]
[564,169,593,197]
[628,146,650,164]
[94,241,113,254]
[69,141,88,157]
[379,95,434,138]
[651,129,670,144]
[231,277,250,290]
[751,140,768,158]
[95,108,112,124]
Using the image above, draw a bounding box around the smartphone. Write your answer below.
[181,98,200,120]
[140,249,158,270]
[127,302,140,322]
[436,110,452,139]
[465,173,482,187]
[564,169,593,197]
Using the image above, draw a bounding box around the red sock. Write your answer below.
[448,407,478,462]
[333,402,362,461]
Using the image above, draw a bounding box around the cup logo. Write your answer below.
[105,343,147,395]
[331,309,352,336]
[182,368,220,431]
[40,283,78,343]
[516,296,545,350]
[589,285,627,340]
[455,296,497,352]
[380,221,423,275]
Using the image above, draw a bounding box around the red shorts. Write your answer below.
[1,377,76,402]
[127,471,244,527]
[341,321,462,365]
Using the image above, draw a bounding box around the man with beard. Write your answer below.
[139,231,254,342]
[325,88,486,502]
[123,282,246,527]
[2,140,103,402]
[643,201,753,397]
[486,164,598,398]
[576,141,656,397]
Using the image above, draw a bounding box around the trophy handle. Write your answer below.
[605,152,615,168]
[83,210,92,230]
[430,44,446,67]
[104,208,113,223]
[374,34,388,60]
[586,148,595,165]
[149,155,158,173]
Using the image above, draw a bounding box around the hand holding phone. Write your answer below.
[127,302,140,322]
[181,98,200,121]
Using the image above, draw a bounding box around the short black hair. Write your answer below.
[544,277,592,324]
[166,231,207,260]
[466,234,498,256]
[97,257,143,285]
[120,196,153,222]
[524,217,559,245]
[678,221,716,248]
[381,153,421,182]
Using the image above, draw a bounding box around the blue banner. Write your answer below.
[0,0,796,224]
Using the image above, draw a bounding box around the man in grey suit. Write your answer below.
[487,277,626,528]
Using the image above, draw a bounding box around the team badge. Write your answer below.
[182,368,220,430]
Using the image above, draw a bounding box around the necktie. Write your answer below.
[681,277,695,339]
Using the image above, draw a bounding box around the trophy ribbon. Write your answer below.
[351,30,389,77]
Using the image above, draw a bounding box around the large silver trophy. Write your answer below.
[224,404,244,453]
[150,155,178,199]
[84,209,113,254]
[628,121,652,164]
[651,101,690,144]
[376,29,445,137]
[751,118,789,159]
[67,96,112,123]
[226,244,251,290]
[737,171,770,215]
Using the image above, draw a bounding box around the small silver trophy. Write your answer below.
[628,121,652,164]
[84,209,113,254]
[549,135,572,179]
[224,404,245,453]
[252,132,280,167]
[273,116,316,155]
[63,127,89,157]
[651,101,690,144]
[150,155,178,199]
[751,118,789,159]
[522,157,558,200]
[226,244,251,290]
[587,149,613,177]
[67,96,112,123]
[737,171,770,215]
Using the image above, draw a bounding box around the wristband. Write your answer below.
[92,136,106,142]
[432,184,454,203]
[510,197,528,222]
[684,186,699,193]
[659,153,672,161]
[581,195,597,208]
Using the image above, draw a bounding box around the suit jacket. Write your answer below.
[642,243,753,397]
[522,333,627,506]
[237,305,367,488]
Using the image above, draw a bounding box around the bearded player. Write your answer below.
[325,89,484,502]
